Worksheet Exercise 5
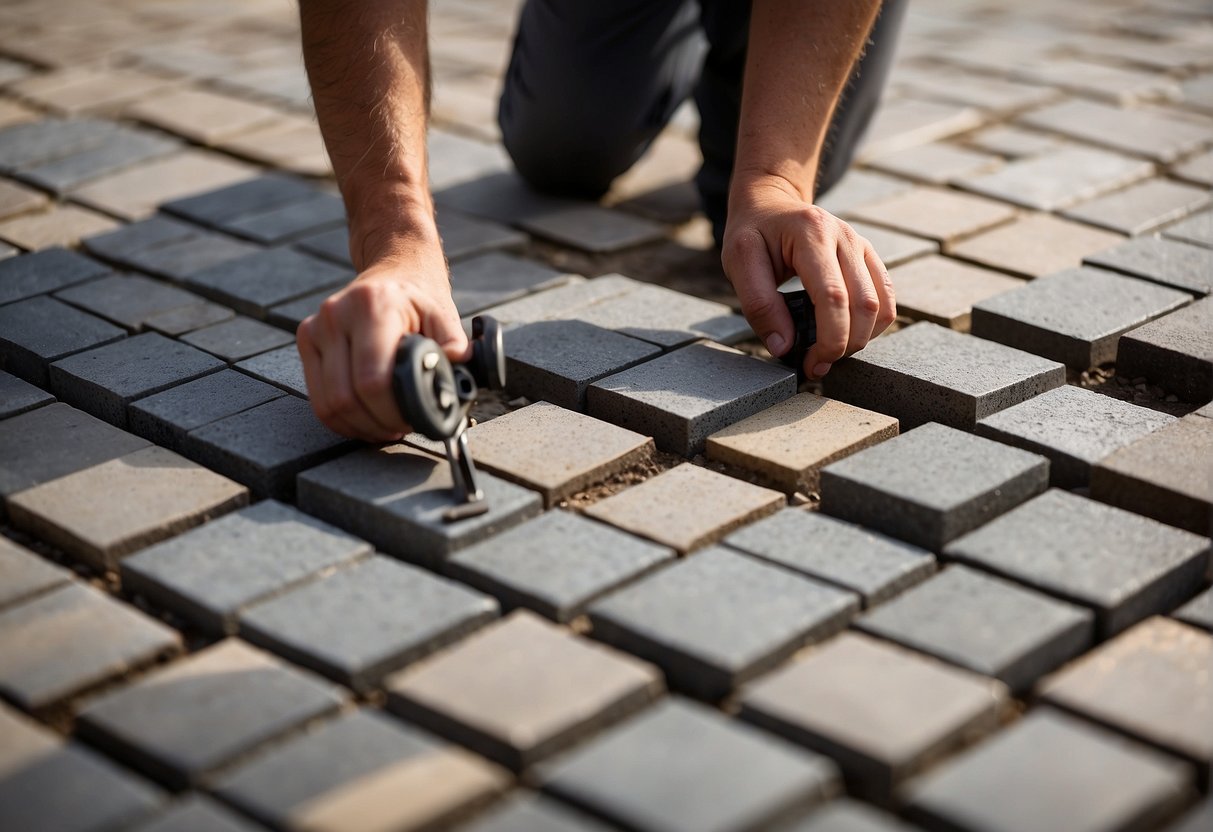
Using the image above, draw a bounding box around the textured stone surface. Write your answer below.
[0,534,71,610]
[128,369,285,453]
[71,150,257,221]
[0,582,181,710]
[886,255,1022,331]
[588,546,857,699]
[1117,298,1213,402]
[1164,209,1213,249]
[864,141,1002,185]
[181,316,294,362]
[0,369,53,418]
[0,245,110,305]
[955,145,1153,210]
[816,169,915,216]
[739,632,1008,802]
[0,203,119,249]
[161,174,316,226]
[846,186,1016,243]
[570,282,751,349]
[184,247,351,319]
[854,565,1093,693]
[76,639,345,789]
[438,209,527,261]
[0,295,125,386]
[949,213,1125,279]
[1021,98,1213,163]
[478,274,633,327]
[126,795,264,832]
[1175,587,1213,632]
[724,509,935,607]
[785,800,918,832]
[540,699,840,832]
[223,192,346,245]
[823,323,1065,430]
[234,345,307,397]
[848,220,939,267]
[145,297,239,334]
[121,500,371,634]
[1085,236,1213,297]
[587,342,796,456]
[457,795,614,832]
[518,204,665,253]
[449,251,575,316]
[1061,178,1211,235]
[53,273,208,332]
[94,224,259,284]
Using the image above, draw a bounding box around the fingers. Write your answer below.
[427,297,472,364]
[722,229,794,357]
[298,318,363,440]
[866,242,897,337]
[838,227,880,356]
[344,298,409,440]
[791,211,850,378]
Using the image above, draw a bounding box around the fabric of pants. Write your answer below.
[497,0,909,245]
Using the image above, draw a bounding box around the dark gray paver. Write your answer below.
[739,632,1008,803]
[80,213,198,265]
[181,315,294,362]
[265,287,329,331]
[1175,587,1213,632]
[114,229,261,283]
[76,639,345,789]
[240,554,498,690]
[17,128,179,193]
[143,299,235,335]
[480,274,635,327]
[53,273,208,331]
[975,385,1176,488]
[223,191,346,244]
[588,546,858,700]
[854,565,1093,693]
[572,282,752,349]
[587,342,796,456]
[234,344,306,396]
[128,369,285,453]
[0,582,181,710]
[540,698,840,832]
[296,443,543,566]
[450,251,574,316]
[970,267,1192,369]
[904,710,1193,832]
[1117,298,1213,402]
[446,511,674,622]
[457,795,614,832]
[0,295,125,386]
[438,209,528,261]
[48,331,224,427]
[1164,209,1213,249]
[823,323,1065,430]
[1084,236,1213,297]
[724,509,935,608]
[785,800,918,832]
[0,246,110,305]
[127,795,266,832]
[121,499,371,634]
[0,535,71,610]
[161,174,317,227]
[213,708,508,831]
[0,117,119,172]
[184,247,352,319]
[292,225,351,266]
[820,422,1049,552]
[945,489,1210,637]
[386,610,663,769]
[0,369,53,417]
[186,395,355,500]
[504,319,660,411]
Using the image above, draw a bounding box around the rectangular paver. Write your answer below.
[128,369,285,453]
[846,186,1017,244]
[954,145,1153,211]
[1060,178,1211,235]
[0,295,125,386]
[180,316,295,363]
[184,247,351,319]
[1084,236,1213,297]
[53,273,211,332]
[450,251,575,316]
[0,246,110,305]
[1164,209,1213,249]
[0,369,53,418]
[234,345,307,397]
[949,213,1125,280]
[570,282,751,349]
[886,255,1023,331]
[0,535,71,611]
[1117,297,1213,403]
[1021,98,1213,163]
[1175,587,1213,633]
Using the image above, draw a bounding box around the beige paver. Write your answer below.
[219,115,332,177]
[0,204,119,250]
[949,213,1125,279]
[846,186,1017,244]
[9,67,176,115]
[865,142,1003,185]
[70,150,258,220]
[0,179,48,221]
[0,99,40,129]
[1022,99,1213,164]
[857,98,985,161]
[125,87,285,145]
[889,255,1024,330]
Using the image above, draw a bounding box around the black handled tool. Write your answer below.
[778,289,818,378]
[391,315,506,522]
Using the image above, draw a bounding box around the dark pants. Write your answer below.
[497,0,908,244]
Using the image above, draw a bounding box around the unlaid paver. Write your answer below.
[76,639,344,789]
[845,186,1017,244]
[1061,178,1211,235]
[450,251,574,316]
[121,499,371,635]
[949,213,1125,279]
[588,546,857,699]
[239,554,498,690]
[739,632,1008,803]
[570,282,751,349]
[184,247,351,319]
[886,255,1022,331]
[1175,588,1213,633]
[234,344,307,396]
[587,342,796,456]
[1021,98,1213,163]
[0,295,125,385]
[904,710,1193,832]
[1084,236,1213,296]
[0,245,108,305]
[954,145,1153,211]
[0,582,181,710]
[1117,298,1213,402]
[0,369,53,418]
[127,795,265,832]
[540,698,839,832]
[53,273,209,332]
[0,535,71,610]
[181,315,294,362]
[128,369,285,453]
[1164,209,1213,249]
[386,610,662,769]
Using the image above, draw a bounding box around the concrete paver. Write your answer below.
[0,535,71,611]
[126,795,265,832]
[129,369,285,453]
[180,316,295,363]
[955,145,1153,211]
[886,255,1023,331]
[1117,297,1213,403]
[1060,178,1211,236]
[450,251,575,316]
[1084,236,1213,297]
[54,273,210,332]
[948,213,1124,279]
[184,247,351,320]
[1164,209,1213,249]
[1021,98,1213,163]
[0,369,54,418]
[0,245,109,305]
[0,296,126,386]
[846,186,1017,244]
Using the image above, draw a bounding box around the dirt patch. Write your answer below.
[1075,364,1198,418]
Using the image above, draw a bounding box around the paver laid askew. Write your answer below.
[1117,297,1213,403]
[121,499,372,635]
[945,489,1210,638]
[739,632,1008,804]
[1084,236,1213,297]
[0,294,126,386]
[128,369,285,454]
[947,213,1125,280]
[0,369,54,418]
[953,144,1154,211]
[885,255,1022,332]
[0,534,71,611]
[76,639,346,790]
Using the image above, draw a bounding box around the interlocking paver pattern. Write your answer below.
[0,295,126,386]
[1060,178,1211,236]
[886,255,1022,331]
[1084,236,1213,297]
[954,145,1153,211]
[1116,297,1213,403]
[180,316,295,362]
[184,246,351,319]
[53,273,210,332]
[948,213,1124,279]
[0,245,110,304]
[128,368,285,452]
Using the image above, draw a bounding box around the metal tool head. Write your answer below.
[469,314,506,391]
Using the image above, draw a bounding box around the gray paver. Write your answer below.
[0,118,117,172]
[144,299,236,335]
[571,282,752,349]
[970,268,1192,369]
[234,344,306,396]
[184,247,351,319]
[0,369,53,417]
[292,225,351,266]
[0,582,181,710]
[945,489,1210,637]
[1117,297,1213,402]
[127,795,266,832]
[854,565,1093,693]
[724,509,935,608]
[240,554,498,690]
[0,295,125,386]
[904,710,1193,832]
[0,535,71,610]
[587,342,796,456]
[128,369,285,453]
[19,129,179,193]
[296,443,543,566]
[265,287,329,331]
[53,273,209,332]
[112,229,260,283]
[1084,236,1213,297]
[954,145,1153,210]
[1175,587,1213,632]
[80,214,198,265]
[1169,800,1213,832]
[121,499,371,634]
[1164,209,1213,249]
[478,274,630,327]
[0,245,110,305]
[540,698,840,832]
[1060,178,1211,236]
[223,191,346,245]
[823,323,1065,430]
[48,331,224,427]
[975,385,1176,488]
[450,251,574,316]
[181,315,294,362]
[785,800,918,832]
[1021,98,1213,163]
[588,546,858,700]
[438,208,528,261]
[76,639,345,789]
[161,174,317,227]
[457,795,614,832]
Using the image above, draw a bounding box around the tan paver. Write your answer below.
[865,142,1003,185]
[846,186,1017,244]
[219,115,332,177]
[0,99,40,129]
[949,213,1125,279]
[70,150,258,220]
[10,67,176,115]
[125,87,285,145]
[856,98,985,161]
[0,204,119,250]
[889,255,1024,330]
[0,179,48,221]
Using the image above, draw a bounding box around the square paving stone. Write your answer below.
[1092,415,1213,535]
[1117,297,1213,402]
[126,794,265,832]
[1164,209,1213,249]
[239,554,498,690]
[186,395,355,500]
[845,186,1017,244]
[457,794,614,832]
[540,698,840,832]
[0,369,52,418]
[438,209,527,261]
[944,489,1210,637]
[128,369,285,453]
[706,393,899,495]
[467,402,653,507]
[1021,98,1213,163]
[478,274,631,327]
[48,331,224,427]
[161,174,318,227]
[948,213,1125,280]
[296,443,543,566]
[588,546,857,699]
[1084,236,1213,297]
[109,229,261,284]
[1061,178,1211,236]
[823,323,1065,431]
[8,445,248,569]
[0,295,125,386]
[445,510,675,623]
[954,145,1153,211]
[184,247,352,319]
[53,273,212,333]
[854,565,1093,693]
[570,282,751,349]
[585,463,785,555]
[504,319,661,411]
[518,204,665,254]
[739,632,1008,803]
[886,255,1022,332]
[724,509,935,608]
[450,251,575,316]
[121,499,372,635]
[820,422,1049,552]
[76,639,345,789]
[1175,587,1213,633]
[0,534,71,610]
[386,610,662,770]
[587,342,796,457]
[903,710,1194,832]
[223,192,346,245]
[213,708,509,832]
[1039,616,1212,785]
[0,582,181,710]
[181,316,294,363]
[0,245,110,305]
[975,385,1176,488]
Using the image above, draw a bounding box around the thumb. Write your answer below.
[724,231,794,357]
